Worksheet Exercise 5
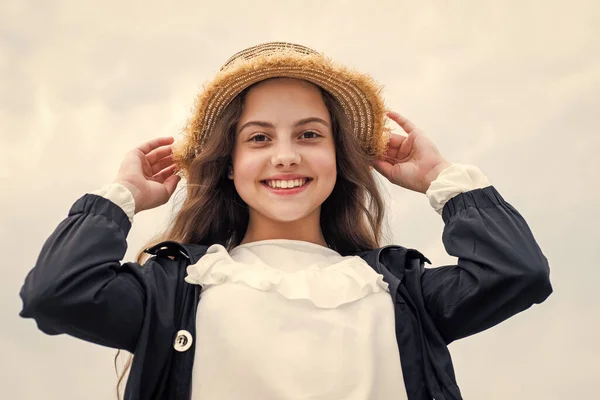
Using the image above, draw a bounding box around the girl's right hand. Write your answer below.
[113,137,181,214]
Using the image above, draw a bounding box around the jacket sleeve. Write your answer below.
[420,186,552,344]
[19,193,146,353]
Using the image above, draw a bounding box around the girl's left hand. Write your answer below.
[373,111,452,194]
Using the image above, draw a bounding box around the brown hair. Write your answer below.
[116,79,387,398]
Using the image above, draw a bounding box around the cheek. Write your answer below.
[232,146,258,178]
[231,152,264,196]
[312,147,337,186]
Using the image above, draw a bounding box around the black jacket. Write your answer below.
[19,186,552,399]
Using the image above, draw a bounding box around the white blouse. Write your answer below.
[90,163,490,399]
[186,240,405,399]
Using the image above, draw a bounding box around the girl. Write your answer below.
[19,42,552,400]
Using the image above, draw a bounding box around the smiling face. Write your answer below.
[231,78,337,243]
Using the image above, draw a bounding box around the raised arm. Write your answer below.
[421,185,552,344]
[372,112,552,344]
[19,137,181,352]
[20,192,144,351]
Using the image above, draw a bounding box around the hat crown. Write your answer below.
[221,42,319,71]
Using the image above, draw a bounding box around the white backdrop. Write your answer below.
[1,1,598,398]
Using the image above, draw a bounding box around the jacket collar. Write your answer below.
[144,241,431,278]
[143,241,209,264]
[355,245,430,294]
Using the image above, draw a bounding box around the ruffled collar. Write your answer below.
[185,243,389,309]
[231,238,337,254]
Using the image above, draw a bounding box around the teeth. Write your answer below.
[264,178,308,189]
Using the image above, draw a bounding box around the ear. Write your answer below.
[227,165,234,180]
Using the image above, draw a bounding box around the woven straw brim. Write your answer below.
[173,49,390,177]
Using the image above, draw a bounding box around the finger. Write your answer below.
[151,155,175,175]
[386,133,407,149]
[386,111,418,135]
[146,144,172,163]
[137,137,175,155]
[153,164,178,183]
[382,153,403,164]
[147,145,173,165]
[163,174,181,196]
[381,139,407,161]
[372,159,393,179]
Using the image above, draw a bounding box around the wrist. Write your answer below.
[423,161,452,192]
[114,181,143,213]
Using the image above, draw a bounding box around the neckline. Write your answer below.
[231,239,338,255]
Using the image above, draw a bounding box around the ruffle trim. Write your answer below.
[425,163,491,215]
[185,244,389,309]
[89,182,136,223]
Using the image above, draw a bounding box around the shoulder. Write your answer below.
[354,245,430,266]
[353,245,430,281]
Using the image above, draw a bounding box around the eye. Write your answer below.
[248,134,269,142]
[300,131,321,139]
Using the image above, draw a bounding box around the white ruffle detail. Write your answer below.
[185,244,389,309]
[426,163,491,215]
[90,182,136,223]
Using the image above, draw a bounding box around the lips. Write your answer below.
[262,178,312,189]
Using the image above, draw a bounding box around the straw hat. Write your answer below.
[173,42,390,177]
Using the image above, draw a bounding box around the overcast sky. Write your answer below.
[1,0,599,399]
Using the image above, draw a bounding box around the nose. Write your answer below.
[271,140,301,168]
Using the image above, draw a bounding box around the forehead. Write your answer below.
[240,78,330,120]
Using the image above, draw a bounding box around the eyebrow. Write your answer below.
[238,117,330,132]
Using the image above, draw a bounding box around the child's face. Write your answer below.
[231,78,336,225]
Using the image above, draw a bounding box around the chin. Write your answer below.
[248,201,318,223]
[263,209,315,223]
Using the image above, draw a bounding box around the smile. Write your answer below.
[260,178,313,194]
[262,178,311,189]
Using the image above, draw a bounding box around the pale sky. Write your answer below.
[1,0,599,399]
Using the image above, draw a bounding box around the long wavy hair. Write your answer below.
[115,78,387,398]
